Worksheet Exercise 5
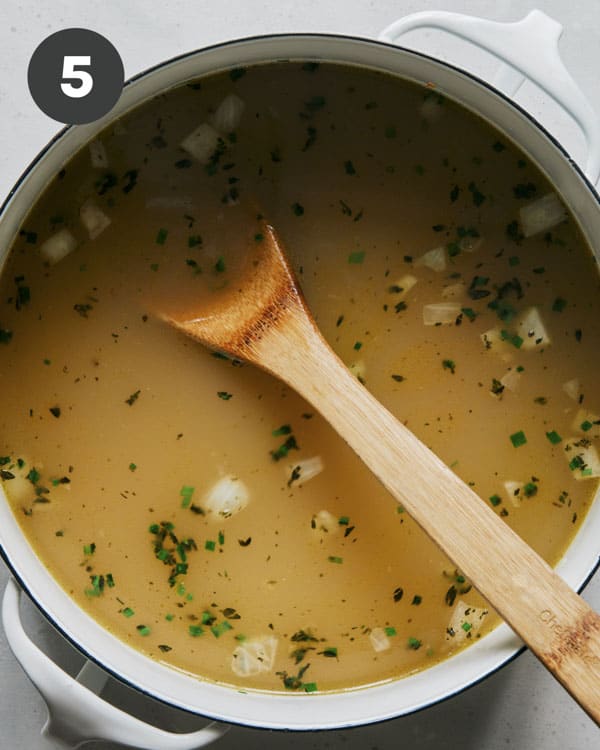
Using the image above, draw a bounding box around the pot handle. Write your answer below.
[1,578,229,750]
[379,9,600,185]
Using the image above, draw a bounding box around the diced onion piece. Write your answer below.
[562,378,581,401]
[481,328,502,349]
[369,627,391,653]
[204,476,249,517]
[564,438,600,480]
[503,481,524,508]
[312,509,338,534]
[423,302,462,326]
[180,122,221,164]
[415,246,446,272]
[0,458,39,503]
[458,235,483,253]
[441,282,465,299]
[349,359,366,381]
[39,228,78,265]
[419,96,444,123]
[516,307,551,350]
[89,139,109,168]
[231,636,278,677]
[572,408,600,439]
[446,600,488,645]
[392,274,418,298]
[519,193,567,237]
[480,328,514,362]
[500,368,522,393]
[288,456,324,486]
[80,199,111,240]
[211,93,245,132]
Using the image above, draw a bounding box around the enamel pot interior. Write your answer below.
[0,34,599,731]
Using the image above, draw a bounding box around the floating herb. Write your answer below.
[510,430,527,448]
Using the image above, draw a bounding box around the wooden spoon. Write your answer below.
[166,222,600,723]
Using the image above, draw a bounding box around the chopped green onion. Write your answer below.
[211,621,233,638]
[510,430,527,448]
[348,250,365,264]
[156,228,168,245]
[180,485,195,508]
[328,555,343,564]
[189,625,204,637]
[407,637,422,650]
[272,424,292,437]
[546,430,562,445]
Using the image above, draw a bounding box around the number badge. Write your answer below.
[28,28,124,125]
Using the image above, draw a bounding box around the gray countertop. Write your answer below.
[1,1,599,748]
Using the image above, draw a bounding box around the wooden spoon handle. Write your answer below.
[258,310,600,723]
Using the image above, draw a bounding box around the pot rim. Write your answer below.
[1,31,599,731]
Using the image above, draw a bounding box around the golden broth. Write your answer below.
[1,62,599,694]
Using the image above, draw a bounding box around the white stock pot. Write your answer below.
[1,10,599,749]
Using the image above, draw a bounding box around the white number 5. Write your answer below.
[60,55,93,98]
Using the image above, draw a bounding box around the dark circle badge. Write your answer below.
[28,28,124,125]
